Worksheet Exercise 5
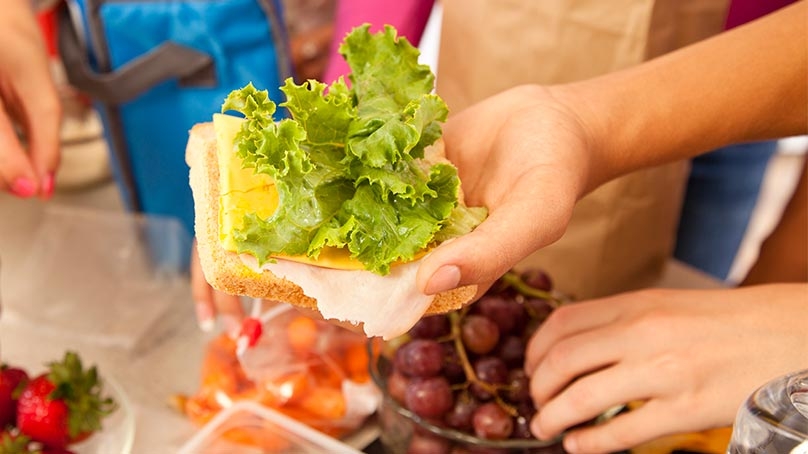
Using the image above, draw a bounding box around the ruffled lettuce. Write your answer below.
[223,25,487,275]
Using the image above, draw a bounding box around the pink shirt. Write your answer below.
[323,0,435,83]
[725,0,797,29]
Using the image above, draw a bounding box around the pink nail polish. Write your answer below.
[10,178,36,198]
[41,173,55,199]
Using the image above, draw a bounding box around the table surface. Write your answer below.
[0,182,725,453]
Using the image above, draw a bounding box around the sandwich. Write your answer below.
[186,25,487,339]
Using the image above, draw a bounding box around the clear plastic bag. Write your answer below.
[179,302,380,450]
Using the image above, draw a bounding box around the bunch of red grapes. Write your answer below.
[383,268,568,454]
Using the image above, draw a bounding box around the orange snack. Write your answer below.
[198,335,248,396]
[182,317,373,452]
[287,315,319,354]
[264,370,310,406]
[343,342,370,383]
[222,425,292,451]
[298,386,347,421]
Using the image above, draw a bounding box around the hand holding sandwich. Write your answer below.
[412,3,806,453]
[416,1,805,297]
[0,0,61,199]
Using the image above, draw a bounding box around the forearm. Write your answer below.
[323,0,435,82]
[559,1,807,194]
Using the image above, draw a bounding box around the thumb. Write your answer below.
[417,196,573,296]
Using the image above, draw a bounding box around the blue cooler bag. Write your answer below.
[58,0,292,243]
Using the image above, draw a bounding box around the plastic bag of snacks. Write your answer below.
[176,303,380,450]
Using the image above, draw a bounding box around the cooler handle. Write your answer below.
[57,4,216,105]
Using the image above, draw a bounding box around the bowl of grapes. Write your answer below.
[368,268,601,454]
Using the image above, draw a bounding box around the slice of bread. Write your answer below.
[186,122,476,318]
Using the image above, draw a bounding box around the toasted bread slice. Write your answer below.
[186,122,476,320]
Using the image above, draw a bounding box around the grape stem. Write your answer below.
[500,271,564,308]
[448,311,519,417]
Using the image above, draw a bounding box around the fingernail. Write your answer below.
[563,435,579,453]
[11,178,36,198]
[530,415,548,440]
[221,315,242,338]
[424,265,461,295]
[41,173,55,199]
[195,302,214,332]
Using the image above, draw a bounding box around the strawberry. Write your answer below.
[39,448,76,454]
[0,431,77,454]
[16,352,116,448]
[0,365,29,428]
[0,431,30,454]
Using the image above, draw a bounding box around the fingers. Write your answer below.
[530,363,654,441]
[190,241,245,334]
[22,77,61,199]
[528,321,627,405]
[417,194,573,296]
[557,401,682,454]
[0,2,62,198]
[190,243,216,331]
[525,298,623,372]
[214,292,246,336]
[0,103,38,196]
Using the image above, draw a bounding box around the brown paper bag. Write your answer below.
[437,0,729,299]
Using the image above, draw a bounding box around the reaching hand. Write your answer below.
[190,240,245,335]
[0,0,61,198]
[524,284,808,454]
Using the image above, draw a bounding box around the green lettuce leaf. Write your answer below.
[222,25,487,275]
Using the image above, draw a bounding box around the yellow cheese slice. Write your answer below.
[213,113,365,269]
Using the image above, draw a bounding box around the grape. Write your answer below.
[444,393,478,431]
[405,376,454,418]
[487,275,514,296]
[410,314,451,339]
[395,339,445,378]
[513,401,538,439]
[515,401,537,420]
[476,295,527,335]
[387,369,410,404]
[474,357,508,384]
[524,298,554,322]
[496,336,525,369]
[454,447,509,454]
[461,315,500,355]
[523,318,542,341]
[472,402,514,440]
[470,357,508,401]
[442,343,466,383]
[520,268,553,292]
[511,415,533,439]
[450,447,509,454]
[407,432,451,454]
[504,369,531,403]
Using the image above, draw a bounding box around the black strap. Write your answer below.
[57,4,216,105]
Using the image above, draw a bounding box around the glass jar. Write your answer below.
[728,369,808,453]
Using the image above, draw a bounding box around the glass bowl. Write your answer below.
[728,369,808,453]
[70,374,136,454]
[368,341,565,454]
